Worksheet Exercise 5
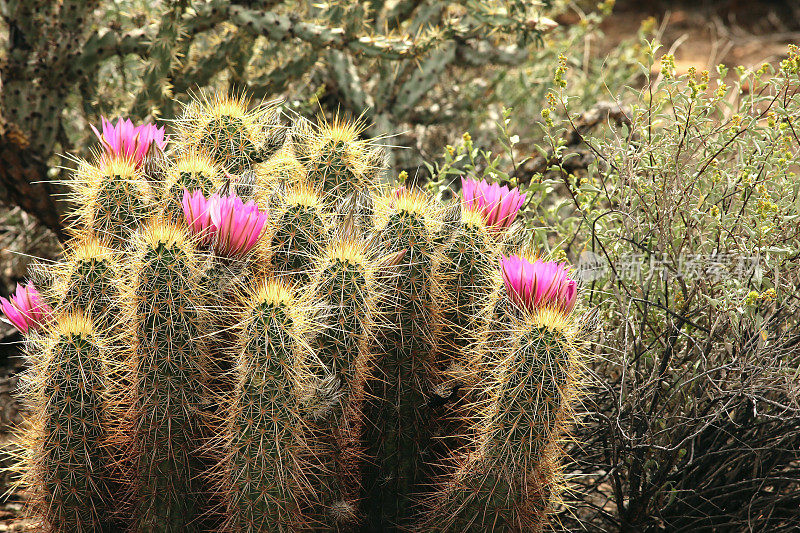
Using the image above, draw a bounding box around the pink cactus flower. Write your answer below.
[1,283,53,334]
[389,186,407,207]
[182,189,215,244]
[208,194,269,258]
[461,177,526,230]
[500,255,577,315]
[91,117,166,167]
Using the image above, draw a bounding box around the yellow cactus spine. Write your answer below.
[52,235,121,335]
[432,206,502,383]
[294,115,385,202]
[253,147,306,194]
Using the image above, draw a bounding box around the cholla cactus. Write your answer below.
[6,91,587,532]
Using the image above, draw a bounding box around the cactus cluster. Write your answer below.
[4,91,585,532]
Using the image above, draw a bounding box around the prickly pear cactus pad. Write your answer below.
[4,91,587,533]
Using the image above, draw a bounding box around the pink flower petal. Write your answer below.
[500,255,578,315]
[462,178,526,231]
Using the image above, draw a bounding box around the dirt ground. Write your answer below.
[0,0,798,529]
[607,0,800,71]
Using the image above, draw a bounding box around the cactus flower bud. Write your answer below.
[209,194,269,258]
[500,255,577,315]
[461,177,526,230]
[91,117,166,167]
[1,283,53,333]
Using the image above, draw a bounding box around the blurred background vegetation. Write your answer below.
[1,0,799,530]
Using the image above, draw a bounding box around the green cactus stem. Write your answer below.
[266,181,328,282]
[70,155,153,246]
[125,222,213,532]
[306,229,378,530]
[18,313,115,532]
[419,308,582,532]
[362,186,440,529]
[221,278,316,532]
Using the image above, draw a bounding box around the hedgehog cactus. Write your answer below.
[177,93,284,176]
[15,313,115,532]
[220,278,316,532]
[363,186,441,528]
[70,155,154,245]
[163,152,222,222]
[53,236,121,334]
[266,181,328,281]
[307,227,379,529]
[433,177,527,372]
[297,117,382,201]
[4,91,588,533]
[419,256,581,532]
[123,222,214,532]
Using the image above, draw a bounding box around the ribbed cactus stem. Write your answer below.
[72,156,153,245]
[162,152,220,222]
[266,182,328,281]
[253,148,306,193]
[9,88,591,532]
[428,208,502,480]
[309,139,357,196]
[201,114,258,175]
[421,308,581,532]
[296,117,384,202]
[308,234,375,529]
[199,255,251,394]
[20,313,115,532]
[56,236,120,334]
[176,92,283,176]
[434,207,500,373]
[364,187,438,528]
[221,278,315,532]
[126,222,212,532]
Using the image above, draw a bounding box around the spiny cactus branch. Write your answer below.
[129,0,190,118]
